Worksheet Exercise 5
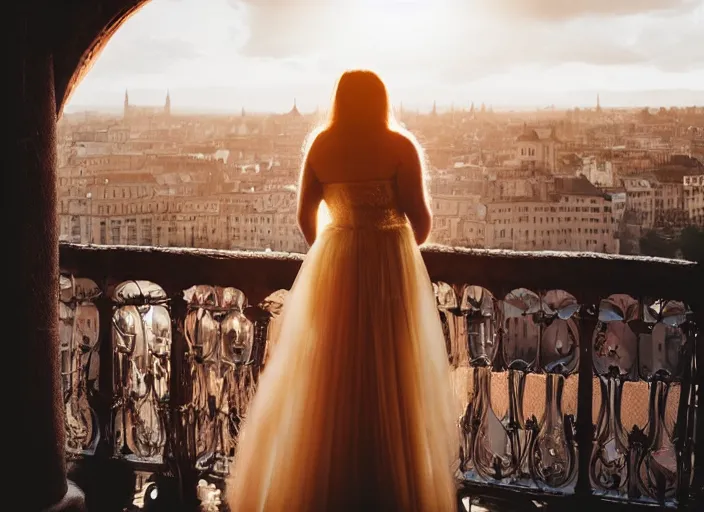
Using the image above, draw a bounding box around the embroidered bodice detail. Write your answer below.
[322,179,407,230]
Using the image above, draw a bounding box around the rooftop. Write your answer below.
[554,175,605,197]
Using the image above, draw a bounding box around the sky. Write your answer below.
[66,0,704,113]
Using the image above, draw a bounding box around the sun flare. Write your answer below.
[316,201,332,237]
[323,0,454,80]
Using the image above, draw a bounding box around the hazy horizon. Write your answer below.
[67,0,704,113]
[65,87,704,115]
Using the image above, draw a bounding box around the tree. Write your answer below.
[680,226,704,263]
[639,230,676,258]
[618,230,639,255]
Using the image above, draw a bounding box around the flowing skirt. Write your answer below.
[226,222,458,511]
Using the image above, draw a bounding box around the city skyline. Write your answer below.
[56,87,704,259]
[66,0,704,112]
[65,87,704,115]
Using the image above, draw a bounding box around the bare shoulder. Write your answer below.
[308,128,331,152]
[387,130,420,166]
[388,129,412,149]
[302,129,326,171]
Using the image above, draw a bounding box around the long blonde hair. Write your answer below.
[326,70,390,131]
[303,70,428,178]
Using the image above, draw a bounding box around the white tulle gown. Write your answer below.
[226,178,457,511]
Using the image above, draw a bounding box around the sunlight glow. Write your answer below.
[315,0,462,82]
[317,201,332,237]
[64,0,703,111]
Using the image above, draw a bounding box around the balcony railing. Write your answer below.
[58,242,701,511]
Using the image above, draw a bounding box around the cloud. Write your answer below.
[480,0,700,20]
[231,0,343,58]
[432,20,647,74]
[232,0,704,82]
[74,0,702,103]
[309,13,700,85]
[633,14,704,72]
[92,37,204,76]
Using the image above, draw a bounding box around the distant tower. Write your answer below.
[290,98,300,115]
[431,100,437,115]
[123,89,129,118]
[469,101,475,113]
[480,102,486,113]
[596,93,601,113]
[164,89,171,116]
[241,106,246,117]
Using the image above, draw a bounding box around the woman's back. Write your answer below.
[303,126,432,244]
[308,127,407,184]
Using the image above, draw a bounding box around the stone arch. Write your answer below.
[55,0,150,116]
[13,2,154,510]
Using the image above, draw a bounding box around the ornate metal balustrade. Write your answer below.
[58,242,702,512]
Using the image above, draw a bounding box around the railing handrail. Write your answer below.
[59,242,702,307]
[59,240,699,266]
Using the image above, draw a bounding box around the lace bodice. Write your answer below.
[322,179,407,230]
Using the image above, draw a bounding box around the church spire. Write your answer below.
[288,97,301,117]
[164,89,171,116]
[596,93,601,112]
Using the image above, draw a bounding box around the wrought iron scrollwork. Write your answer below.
[589,295,692,506]
[456,287,581,491]
[529,290,579,491]
[498,288,540,485]
[590,294,639,496]
[530,372,577,490]
[463,285,498,368]
[183,285,254,475]
[454,285,509,482]
[59,274,101,456]
[434,282,465,367]
[112,280,172,463]
[57,266,697,510]
[636,299,689,504]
